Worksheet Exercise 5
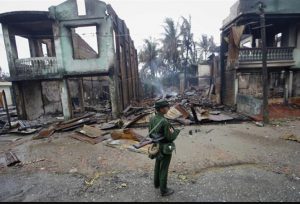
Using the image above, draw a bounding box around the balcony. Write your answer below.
[238,47,295,68]
[11,57,62,80]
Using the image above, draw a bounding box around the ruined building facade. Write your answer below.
[220,0,300,116]
[0,0,141,120]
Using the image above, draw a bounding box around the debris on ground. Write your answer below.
[210,111,221,115]
[205,129,214,134]
[175,118,193,126]
[17,120,41,131]
[208,114,233,122]
[20,158,46,166]
[103,139,149,154]
[123,113,151,128]
[110,129,144,141]
[118,183,127,188]
[0,85,251,150]
[56,114,97,132]
[129,112,155,126]
[85,172,102,187]
[32,126,56,140]
[255,122,264,127]
[174,104,190,119]
[85,171,118,187]
[123,105,144,117]
[99,119,124,130]
[165,106,183,120]
[69,133,108,145]
[178,174,188,181]
[280,134,300,143]
[5,151,21,167]
[69,167,78,173]
[77,125,105,138]
[9,128,38,135]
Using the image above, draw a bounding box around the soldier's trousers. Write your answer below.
[154,153,172,193]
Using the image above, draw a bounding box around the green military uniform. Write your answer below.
[149,100,179,195]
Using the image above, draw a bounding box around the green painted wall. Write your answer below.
[49,0,115,75]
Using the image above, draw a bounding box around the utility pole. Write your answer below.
[184,52,188,89]
[184,36,189,89]
[258,2,270,124]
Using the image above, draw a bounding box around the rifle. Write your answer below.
[133,119,165,149]
[133,120,183,149]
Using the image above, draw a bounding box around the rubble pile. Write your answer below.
[130,87,248,127]
[0,87,248,139]
[0,87,250,165]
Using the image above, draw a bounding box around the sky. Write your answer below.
[0,0,236,73]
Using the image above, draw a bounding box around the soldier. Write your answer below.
[149,99,179,196]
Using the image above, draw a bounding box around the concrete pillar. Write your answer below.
[50,39,56,57]
[234,72,238,105]
[289,71,293,98]
[12,82,27,120]
[284,71,289,105]
[33,39,43,57]
[109,74,119,119]
[288,26,297,47]
[2,25,18,73]
[78,78,85,112]
[52,22,64,71]
[60,79,72,120]
[28,38,37,57]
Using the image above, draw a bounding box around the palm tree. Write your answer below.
[199,35,217,61]
[161,18,182,73]
[139,38,160,97]
[180,15,197,88]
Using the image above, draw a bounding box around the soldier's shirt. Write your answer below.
[149,112,177,143]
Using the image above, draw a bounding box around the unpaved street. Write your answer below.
[0,120,300,202]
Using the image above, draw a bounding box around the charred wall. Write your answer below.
[41,81,63,114]
[21,81,44,120]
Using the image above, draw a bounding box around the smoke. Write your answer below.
[142,78,179,100]
[143,78,165,96]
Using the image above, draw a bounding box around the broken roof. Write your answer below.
[0,11,53,37]
[0,11,50,24]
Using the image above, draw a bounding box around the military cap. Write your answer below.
[154,99,170,109]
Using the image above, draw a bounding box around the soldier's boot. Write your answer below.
[161,188,174,196]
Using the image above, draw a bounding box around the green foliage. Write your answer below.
[138,16,218,95]
[161,18,182,73]
[198,35,217,61]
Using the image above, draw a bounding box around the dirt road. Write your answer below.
[0,120,299,201]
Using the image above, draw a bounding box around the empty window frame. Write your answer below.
[71,26,99,59]
[275,33,282,47]
[240,35,253,48]
[76,0,86,16]
[42,43,48,57]
[15,36,31,59]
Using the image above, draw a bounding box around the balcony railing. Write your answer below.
[239,47,294,62]
[13,57,59,78]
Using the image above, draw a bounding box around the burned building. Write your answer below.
[220,0,300,116]
[0,0,140,120]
